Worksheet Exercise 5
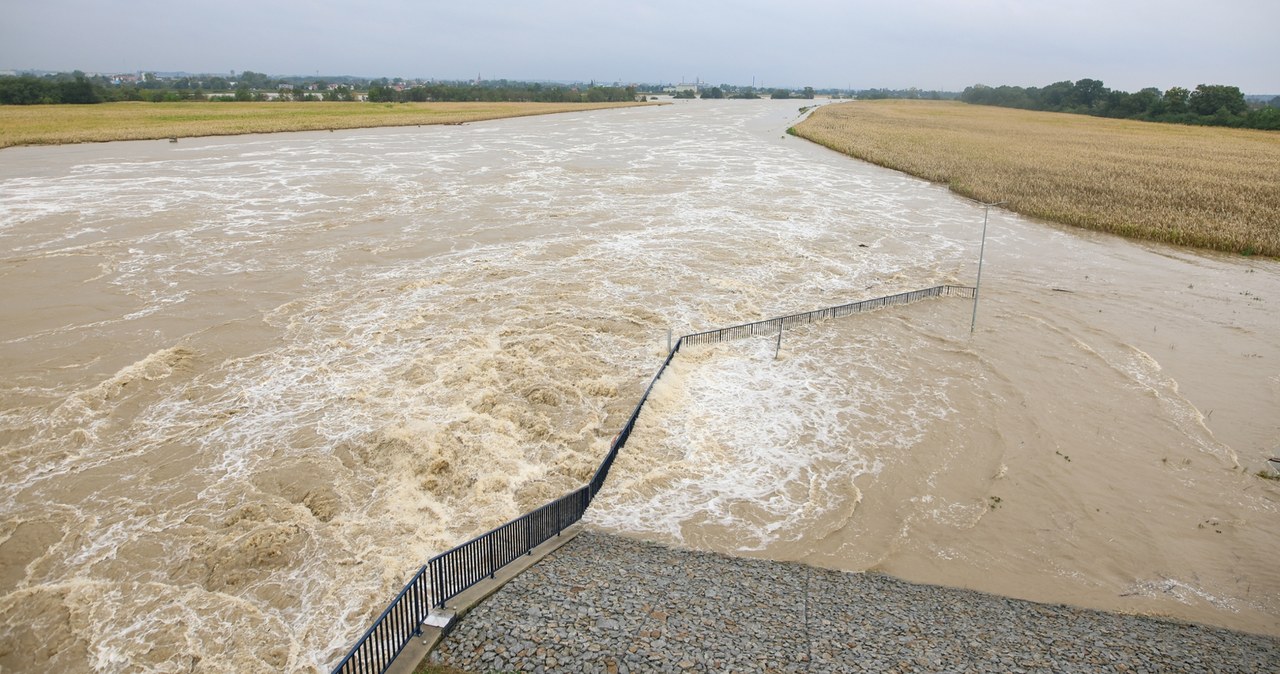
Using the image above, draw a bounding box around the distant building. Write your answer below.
[674,82,699,95]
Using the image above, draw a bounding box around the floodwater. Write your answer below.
[0,100,1276,672]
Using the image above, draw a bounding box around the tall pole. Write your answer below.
[970,201,1005,335]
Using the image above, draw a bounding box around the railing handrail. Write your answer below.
[428,486,589,608]
[681,285,974,346]
[590,337,683,497]
[329,564,429,674]
[328,283,974,673]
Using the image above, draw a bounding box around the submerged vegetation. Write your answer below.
[0,101,649,149]
[793,100,1280,257]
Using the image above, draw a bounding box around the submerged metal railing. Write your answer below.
[590,340,683,498]
[682,285,974,346]
[328,283,973,674]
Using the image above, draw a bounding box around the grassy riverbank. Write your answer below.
[0,100,651,149]
[793,100,1280,257]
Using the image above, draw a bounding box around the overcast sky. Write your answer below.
[2,0,1277,93]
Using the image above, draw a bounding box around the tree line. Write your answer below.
[852,88,957,101]
[366,82,636,103]
[960,79,1280,130]
[0,70,352,104]
[0,74,103,104]
[0,71,639,105]
[668,85,817,100]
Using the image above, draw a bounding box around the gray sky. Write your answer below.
[3,0,1277,93]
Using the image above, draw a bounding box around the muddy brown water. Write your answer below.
[1,100,1277,672]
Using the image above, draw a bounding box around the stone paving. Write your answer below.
[428,531,1279,673]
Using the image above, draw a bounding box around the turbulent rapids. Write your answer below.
[1,100,1278,672]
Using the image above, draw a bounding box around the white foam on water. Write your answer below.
[1112,345,1239,467]
[587,318,956,553]
[1124,577,1241,612]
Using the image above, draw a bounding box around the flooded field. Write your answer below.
[1,100,1277,672]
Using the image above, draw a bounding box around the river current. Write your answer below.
[1,100,1277,672]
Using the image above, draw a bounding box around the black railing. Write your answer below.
[429,486,590,607]
[328,283,973,674]
[329,487,589,674]
[590,339,683,498]
[682,285,974,346]
[329,565,430,674]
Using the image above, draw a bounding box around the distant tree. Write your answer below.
[324,85,354,102]
[1102,90,1135,117]
[1071,78,1108,110]
[961,84,1033,107]
[1245,106,1280,130]
[802,86,815,100]
[1269,95,1280,108]
[1188,84,1247,116]
[1038,80,1075,109]
[770,89,791,99]
[673,89,696,99]
[700,87,724,99]
[995,85,1035,108]
[959,84,991,104]
[58,75,100,104]
[1163,86,1190,114]
[1131,87,1165,116]
[367,85,396,102]
[0,76,52,104]
[238,71,273,89]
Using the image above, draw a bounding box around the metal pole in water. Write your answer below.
[667,328,672,354]
[774,323,783,359]
[970,201,1005,335]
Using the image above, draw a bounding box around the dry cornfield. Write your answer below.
[793,100,1280,257]
[0,100,649,150]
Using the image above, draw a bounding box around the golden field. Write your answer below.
[0,100,650,150]
[793,100,1280,257]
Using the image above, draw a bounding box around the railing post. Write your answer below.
[412,572,422,636]
[972,200,1003,335]
[488,534,497,579]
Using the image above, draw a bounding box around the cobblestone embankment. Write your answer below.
[428,531,1278,673]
